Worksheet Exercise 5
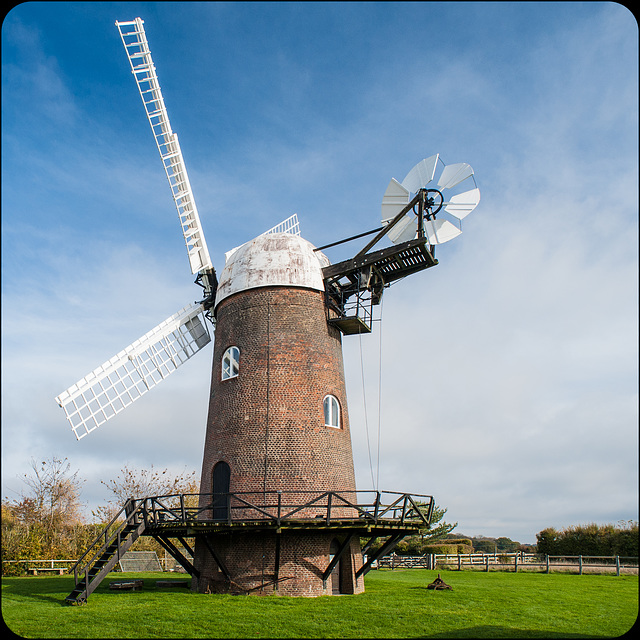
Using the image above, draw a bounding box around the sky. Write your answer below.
[2,2,637,544]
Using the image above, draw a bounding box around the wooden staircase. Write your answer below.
[65,499,146,605]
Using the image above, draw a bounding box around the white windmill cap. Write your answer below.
[214,233,330,310]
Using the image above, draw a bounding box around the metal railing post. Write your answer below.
[277,491,282,526]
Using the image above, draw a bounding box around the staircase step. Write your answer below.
[65,502,146,603]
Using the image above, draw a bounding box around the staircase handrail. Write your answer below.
[69,497,147,584]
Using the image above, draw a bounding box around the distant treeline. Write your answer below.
[536,522,638,557]
[393,535,525,556]
[373,523,639,558]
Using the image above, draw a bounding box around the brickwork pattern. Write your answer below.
[192,530,364,596]
[198,286,356,500]
[194,285,363,595]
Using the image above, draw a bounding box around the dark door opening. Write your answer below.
[329,538,342,595]
[211,461,230,520]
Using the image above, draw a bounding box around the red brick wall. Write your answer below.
[198,286,357,499]
[193,285,363,595]
[192,530,364,596]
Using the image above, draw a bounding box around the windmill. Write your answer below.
[56,18,480,602]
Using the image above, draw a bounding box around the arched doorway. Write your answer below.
[211,461,230,520]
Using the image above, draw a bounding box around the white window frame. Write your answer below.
[323,395,341,428]
[222,346,240,380]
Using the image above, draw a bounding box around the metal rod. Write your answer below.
[274,532,281,589]
[322,534,354,581]
[314,226,384,252]
[355,192,422,259]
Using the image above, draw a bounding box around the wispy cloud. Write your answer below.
[2,3,637,542]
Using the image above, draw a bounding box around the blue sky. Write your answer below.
[2,2,637,543]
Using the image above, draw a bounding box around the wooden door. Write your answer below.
[211,461,230,520]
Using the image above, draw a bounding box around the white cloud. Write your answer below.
[2,3,637,544]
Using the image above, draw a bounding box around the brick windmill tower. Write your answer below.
[56,18,480,603]
[193,232,363,595]
[190,148,479,596]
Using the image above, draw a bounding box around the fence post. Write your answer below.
[515,554,518,573]
[546,555,550,573]
[579,555,583,575]
[616,556,620,576]
[458,554,461,571]
[485,554,489,572]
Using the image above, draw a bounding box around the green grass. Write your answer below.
[2,570,637,638]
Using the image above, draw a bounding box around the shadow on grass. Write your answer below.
[423,626,608,639]
[1,576,74,607]
[2,575,193,608]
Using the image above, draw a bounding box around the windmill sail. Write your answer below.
[116,18,212,275]
[382,156,479,245]
[55,303,211,440]
[224,213,301,263]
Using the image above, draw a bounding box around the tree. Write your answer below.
[93,464,199,560]
[363,503,457,556]
[93,464,198,522]
[20,457,85,528]
[495,536,519,552]
[536,522,639,556]
[472,538,497,553]
[2,456,89,564]
[420,504,458,542]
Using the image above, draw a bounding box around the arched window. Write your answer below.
[323,395,341,428]
[221,346,240,380]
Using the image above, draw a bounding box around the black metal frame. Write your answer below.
[65,490,433,603]
[321,190,439,334]
[141,489,433,529]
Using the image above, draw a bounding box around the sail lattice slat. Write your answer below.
[116,18,212,274]
[55,303,210,440]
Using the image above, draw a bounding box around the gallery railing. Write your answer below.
[139,490,434,529]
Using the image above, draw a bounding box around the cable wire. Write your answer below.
[359,330,376,489]
[375,296,384,491]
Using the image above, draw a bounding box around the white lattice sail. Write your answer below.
[224,213,301,263]
[116,18,213,274]
[55,303,211,440]
[263,213,300,236]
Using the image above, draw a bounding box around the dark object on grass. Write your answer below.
[427,574,452,590]
[109,580,144,591]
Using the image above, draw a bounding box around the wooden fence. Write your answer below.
[6,552,638,577]
[376,552,639,575]
[3,555,184,575]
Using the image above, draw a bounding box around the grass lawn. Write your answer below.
[2,569,637,638]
